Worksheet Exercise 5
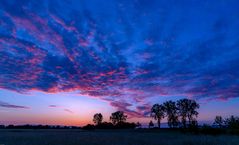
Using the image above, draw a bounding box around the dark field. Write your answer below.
[0,129,239,145]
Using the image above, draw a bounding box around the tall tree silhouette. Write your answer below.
[163,101,179,128]
[110,111,127,125]
[151,104,165,128]
[177,99,199,128]
[93,113,103,125]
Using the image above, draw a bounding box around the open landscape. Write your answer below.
[1,0,239,144]
[1,129,239,145]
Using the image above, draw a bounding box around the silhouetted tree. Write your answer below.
[177,99,199,128]
[151,104,165,128]
[93,113,103,125]
[110,111,127,125]
[214,116,224,128]
[149,120,154,128]
[224,115,239,129]
[163,101,179,128]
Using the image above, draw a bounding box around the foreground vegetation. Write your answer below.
[0,129,239,145]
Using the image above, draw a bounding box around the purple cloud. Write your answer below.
[0,0,239,118]
[0,101,29,109]
[49,105,74,114]
[64,109,74,114]
[48,105,59,108]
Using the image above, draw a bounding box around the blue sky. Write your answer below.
[0,0,239,125]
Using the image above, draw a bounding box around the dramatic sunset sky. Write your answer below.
[0,0,239,126]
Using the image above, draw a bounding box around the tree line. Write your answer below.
[0,124,81,129]
[89,98,239,133]
[150,98,199,129]
[85,111,139,129]
[87,98,200,129]
[1,98,239,134]
[213,115,239,129]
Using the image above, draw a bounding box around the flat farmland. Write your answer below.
[0,129,239,145]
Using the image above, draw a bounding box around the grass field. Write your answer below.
[0,129,239,145]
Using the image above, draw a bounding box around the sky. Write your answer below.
[0,0,239,126]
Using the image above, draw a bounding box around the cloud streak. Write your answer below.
[48,105,59,108]
[49,104,74,114]
[0,101,29,109]
[64,109,74,114]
